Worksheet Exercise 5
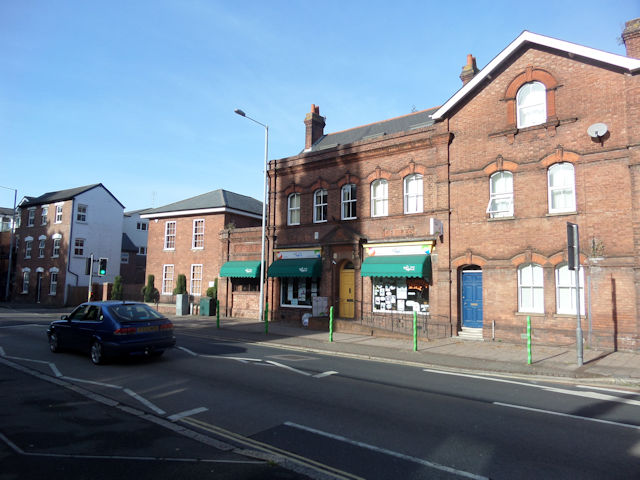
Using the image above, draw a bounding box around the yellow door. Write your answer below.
[339,266,355,318]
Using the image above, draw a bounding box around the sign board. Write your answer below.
[312,296,329,317]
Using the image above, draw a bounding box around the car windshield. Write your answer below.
[108,304,165,322]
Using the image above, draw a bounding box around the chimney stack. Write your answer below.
[304,104,325,150]
[622,18,640,59]
[459,54,479,86]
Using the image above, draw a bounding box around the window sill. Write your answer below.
[515,311,545,317]
[163,248,175,252]
[546,211,577,217]
[487,215,515,222]
[191,247,204,251]
[281,304,312,309]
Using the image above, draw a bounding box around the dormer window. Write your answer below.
[516,81,546,128]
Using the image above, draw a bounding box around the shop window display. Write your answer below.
[372,277,429,313]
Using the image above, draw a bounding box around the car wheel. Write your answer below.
[49,333,60,353]
[90,341,104,365]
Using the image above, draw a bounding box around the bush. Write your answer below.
[112,276,123,300]
[173,274,187,295]
[141,275,159,303]
[206,278,218,299]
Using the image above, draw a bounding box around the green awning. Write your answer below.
[267,258,322,278]
[360,254,431,281]
[219,261,261,278]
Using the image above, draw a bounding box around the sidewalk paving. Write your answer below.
[173,315,640,389]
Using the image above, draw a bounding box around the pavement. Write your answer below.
[1,302,639,389]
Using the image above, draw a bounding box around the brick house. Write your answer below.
[141,189,262,305]
[264,19,640,350]
[13,184,125,306]
[120,209,151,289]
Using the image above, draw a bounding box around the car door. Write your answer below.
[74,305,103,352]
[61,304,90,349]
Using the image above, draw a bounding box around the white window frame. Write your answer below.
[73,238,85,256]
[52,235,62,258]
[164,221,176,250]
[41,206,48,225]
[138,246,147,255]
[371,179,388,217]
[516,81,546,128]
[548,163,576,214]
[49,268,59,296]
[24,239,32,259]
[162,264,174,295]
[518,264,544,313]
[341,184,357,220]
[27,208,35,227]
[192,219,205,249]
[76,204,88,222]
[38,236,46,258]
[288,193,300,225]
[313,189,328,223]
[556,264,585,315]
[404,174,423,214]
[190,264,203,297]
[121,252,129,264]
[486,171,514,218]
[22,269,30,294]
[55,204,63,223]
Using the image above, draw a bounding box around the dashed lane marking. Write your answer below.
[168,407,209,422]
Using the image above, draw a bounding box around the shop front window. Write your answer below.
[280,277,318,307]
[372,277,429,313]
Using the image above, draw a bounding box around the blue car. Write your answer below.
[47,301,176,364]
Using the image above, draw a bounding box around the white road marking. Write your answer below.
[313,371,338,378]
[49,363,62,377]
[0,346,5,356]
[124,388,166,415]
[266,360,311,376]
[167,407,208,422]
[494,402,640,430]
[61,376,122,389]
[577,384,640,396]
[177,346,197,356]
[284,421,489,480]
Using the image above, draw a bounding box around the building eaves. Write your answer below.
[19,183,125,209]
[431,30,640,121]
[140,189,262,218]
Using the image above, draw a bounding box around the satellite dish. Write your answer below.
[587,123,608,139]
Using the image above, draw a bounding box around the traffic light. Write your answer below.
[98,258,108,276]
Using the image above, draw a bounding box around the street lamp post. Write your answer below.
[234,109,269,333]
[1,185,17,301]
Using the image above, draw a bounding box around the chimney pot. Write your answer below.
[460,54,479,86]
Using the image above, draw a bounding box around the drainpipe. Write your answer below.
[446,118,453,336]
[65,198,78,305]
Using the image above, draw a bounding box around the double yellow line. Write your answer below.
[181,416,363,480]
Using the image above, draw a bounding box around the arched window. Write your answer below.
[555,264,585,315]
[287,193,300,225]
[518,263,544,313]
[548,163,576,214]
[313,189,327,223]
[516,81,546,128]
[404,174,423,214]
[341,184,357,220]
[487,171,513,218]
[371,179,388,217]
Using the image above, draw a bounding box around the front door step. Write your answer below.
[457,326,483,341]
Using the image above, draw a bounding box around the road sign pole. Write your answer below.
[567,222,583,367]
[87,254,94,302]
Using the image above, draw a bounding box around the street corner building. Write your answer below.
[258,19,640,350]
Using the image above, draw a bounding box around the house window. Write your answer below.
[516,81,546,128]
[371,179,388,217]
[76,204,88,222]
[164,221,176,250]
[192,219,204,249]
[41,206,48,225]
[518,264,544,313]
[556,264,585,315]
[341,184,357,220]
[22,270,30,294]
[121,252,129,264]
[487,171,514,218]
[313,189,328,223]
[288,193,300,225]
[138,246,147,255]
[50,271,58,295]
[190,264,203,296]
[24,240,32,259]
[38,237,46,258]
[162,264,174,294]
[55,204,63,223]
[27,208,35,227]
[52,237,61,257]
[280,277,318,308]
[548,163,576,214]
[404,174,423,214]
[136,222,147,230]
[73,238,85,256]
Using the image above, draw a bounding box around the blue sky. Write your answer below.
[1,1,638,211]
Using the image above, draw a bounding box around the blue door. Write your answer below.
[461,271,483,328]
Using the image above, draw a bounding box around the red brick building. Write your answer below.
[263,20,640,350]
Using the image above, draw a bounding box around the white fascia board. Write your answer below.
[431,31,640,120]
[140,207,262,220]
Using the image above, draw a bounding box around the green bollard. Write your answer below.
[216,299,220,328]
[264,301,269,335]
[413,311,418,352]
[329,306,334,342]
[527,315,532,365]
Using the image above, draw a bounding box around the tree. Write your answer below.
[206,278,218,299]
[173,274,187,295]
[141,275,159,303]
[112,276,123,300]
